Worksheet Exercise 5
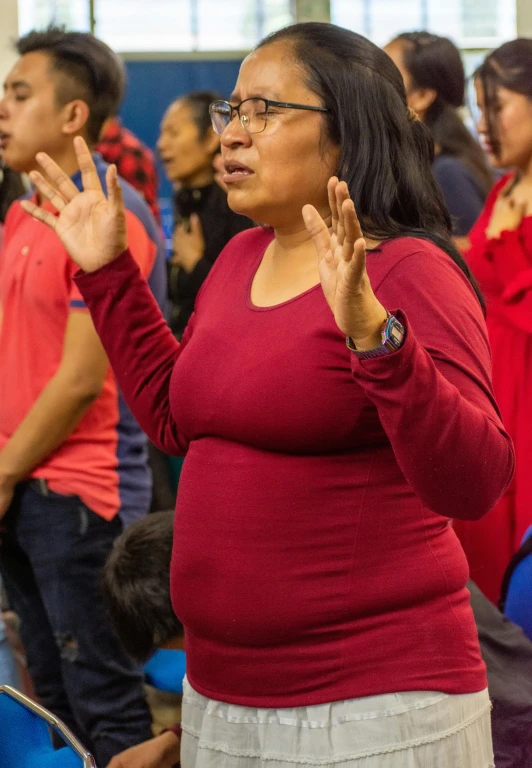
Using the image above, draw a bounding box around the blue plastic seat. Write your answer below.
[503,526,532,642]
[143,649,186,694]
[0,685,95,768]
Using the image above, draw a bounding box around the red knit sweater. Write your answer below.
[75,228,513,707]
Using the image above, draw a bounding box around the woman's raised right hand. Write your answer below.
[21,135,127,273]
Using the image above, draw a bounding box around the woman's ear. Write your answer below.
[408,88,438,120]
[408,87,437,120]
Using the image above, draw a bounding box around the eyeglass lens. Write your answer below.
[211,99,268,135]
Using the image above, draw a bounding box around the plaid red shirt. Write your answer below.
[97,117,160,222]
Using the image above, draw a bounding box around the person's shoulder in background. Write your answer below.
[433,153,488,237]
[97,117,160,222]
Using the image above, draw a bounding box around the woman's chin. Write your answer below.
[226,188,257,218]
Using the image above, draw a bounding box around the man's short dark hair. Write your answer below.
[16,26,126,144]
[102,511,183,662]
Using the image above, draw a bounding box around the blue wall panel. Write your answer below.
[120,59,243,199]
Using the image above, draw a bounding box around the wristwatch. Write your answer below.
[346,312,405,359]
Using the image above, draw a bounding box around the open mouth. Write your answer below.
[223,160,254,183]
[0,131,10,149]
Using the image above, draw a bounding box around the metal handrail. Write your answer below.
[0,685,97,768]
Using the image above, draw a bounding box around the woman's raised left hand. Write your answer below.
[303,178,388,351]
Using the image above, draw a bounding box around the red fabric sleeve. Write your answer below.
[353,248,514,521]
[124,209,157,279]
[74,250,190,455]
[68,209,156,308]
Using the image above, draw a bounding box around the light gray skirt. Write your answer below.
[180,678,494,768]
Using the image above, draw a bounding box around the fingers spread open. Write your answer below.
[345,198,363,238]
[35,152,79,201]
[302,204,332,260]
[106,164,124,214]
[28,170,68,212]
[341,199,365,261]
[327,177,339,234]
[345,238,367,286]
[74,135,103,192]
[335,181,350,244]
[20,199,59,231]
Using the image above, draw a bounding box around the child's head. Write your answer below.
[102,511,183,662]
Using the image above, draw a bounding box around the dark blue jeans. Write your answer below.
[0,483,153,766]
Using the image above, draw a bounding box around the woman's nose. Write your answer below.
[220,116,252,149]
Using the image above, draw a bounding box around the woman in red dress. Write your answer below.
[455,40,532,603]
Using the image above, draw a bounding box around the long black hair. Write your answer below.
[256,23,484,310]
[395,32,493,195]
[475,38,532,160]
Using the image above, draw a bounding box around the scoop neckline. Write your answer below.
[245,239,323,312]
[245,235,384,312]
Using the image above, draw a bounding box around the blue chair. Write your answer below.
[143,649,186,694]
[502,526,532,643]
[0,685,96,768]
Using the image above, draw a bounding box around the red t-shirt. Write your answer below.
[0,197,157,519]
[75,229,514,706]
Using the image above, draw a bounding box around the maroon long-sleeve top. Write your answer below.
[75,228,513,707]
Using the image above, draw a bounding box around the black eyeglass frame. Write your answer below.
[209,98,329,135]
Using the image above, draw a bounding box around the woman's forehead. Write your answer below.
[162,100,191,125]
[232,44,305,102]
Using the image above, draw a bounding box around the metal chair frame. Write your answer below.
[0,685,97,768]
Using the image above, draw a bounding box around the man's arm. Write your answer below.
[0,310,109,515]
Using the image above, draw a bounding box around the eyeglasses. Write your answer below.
[209,98,329,136]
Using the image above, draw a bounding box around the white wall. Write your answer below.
[516,0,532,37]
[0,0,19,82]
[293,0,331,23]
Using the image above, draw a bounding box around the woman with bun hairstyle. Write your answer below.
[385,32,492,242]
[157,90,253,339]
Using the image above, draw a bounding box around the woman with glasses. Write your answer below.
[22,22,512,768]
[384,32,493,247]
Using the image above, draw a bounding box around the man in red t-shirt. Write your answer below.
[0,28,167,766]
